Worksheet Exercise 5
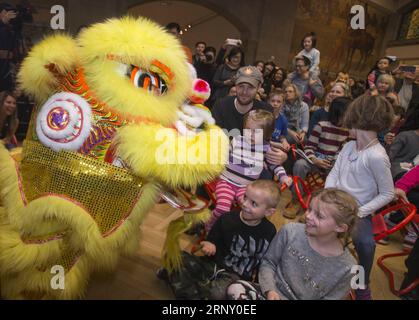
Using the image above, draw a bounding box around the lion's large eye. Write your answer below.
[129,66,168,96]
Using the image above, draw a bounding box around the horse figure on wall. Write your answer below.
[343,29,376,72]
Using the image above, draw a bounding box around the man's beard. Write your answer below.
[237,95,253,105]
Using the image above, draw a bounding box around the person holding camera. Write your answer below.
[210,46,245,107]
[192,41,206,68]
[196,46,217,89]
[0,2,17,91]
[394,66,419,134]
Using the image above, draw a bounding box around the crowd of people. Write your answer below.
[0,2,33,148]
[1,4,418,301]
[159,25,419,301]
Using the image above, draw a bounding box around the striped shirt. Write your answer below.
[305,121,349,160]
[221,135,287,187]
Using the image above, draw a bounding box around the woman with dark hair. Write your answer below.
[0,90,18,149]
[260,62,276,99]
[254,60,264,73]
[271,67,287,90]
[210,46,244,105]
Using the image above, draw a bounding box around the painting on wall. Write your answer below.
[398,6,419,41]
[288,0,391,80]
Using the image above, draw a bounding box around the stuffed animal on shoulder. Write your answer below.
[175,64,214,136]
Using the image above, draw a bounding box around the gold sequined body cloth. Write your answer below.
[20,140,145,236]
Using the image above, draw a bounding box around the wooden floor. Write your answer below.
[84,190,408,300]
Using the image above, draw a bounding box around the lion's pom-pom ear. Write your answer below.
[18,34,79,102]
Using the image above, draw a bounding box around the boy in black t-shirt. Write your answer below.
[160,180,278,300]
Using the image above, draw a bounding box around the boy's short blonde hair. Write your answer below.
[268,89,285,101]
[343,94,394,132]
[244,109,275,141]
[249,180,280,209]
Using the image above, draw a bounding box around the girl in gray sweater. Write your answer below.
[227,188,358,300]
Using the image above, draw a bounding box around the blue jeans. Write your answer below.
[352,216,375,285]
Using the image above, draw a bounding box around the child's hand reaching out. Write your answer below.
[280,138,290,152]
[281,176,293,187]
[394,188,408,202]
[200,241,216,256]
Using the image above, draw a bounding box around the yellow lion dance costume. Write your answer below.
[0,17,228,299]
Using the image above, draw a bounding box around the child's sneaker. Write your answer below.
[377,237,389,245]
[283,207,297,219]
[355,287,372,300]
[283,200,301,220]
[402,232,417,250]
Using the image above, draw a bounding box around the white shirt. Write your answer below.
[325,141,394,218]
[398,80,413,111]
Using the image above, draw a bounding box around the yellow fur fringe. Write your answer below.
[17,34,79,103]
[116,124,229,189]
[162,208,211,273]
